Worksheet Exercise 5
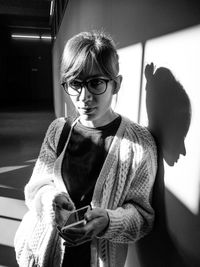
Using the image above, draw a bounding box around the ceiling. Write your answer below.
[0,0,51,35]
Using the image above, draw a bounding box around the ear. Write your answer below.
[113,75,123,95]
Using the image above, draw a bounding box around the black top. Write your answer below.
[61,116,121,267]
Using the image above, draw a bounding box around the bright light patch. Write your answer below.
[114,44,142,122]
[140,25,200,214]
[41,35,52,40]
[0,218,20,247]
[11,34,40,40]
[50,0,54,16]
[0,197,27,220]
[25,159,37,163]
[11,34,52,41]
[0,165,28,174]
[0,184,15,190]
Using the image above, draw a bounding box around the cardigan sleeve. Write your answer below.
[100,127,157,243]
[24,118,66,214]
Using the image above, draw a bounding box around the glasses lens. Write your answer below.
[67,80,81,96]
[88,78,107,94]
[64,78,109,96]
[69,80,81,90]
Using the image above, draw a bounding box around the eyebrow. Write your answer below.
[74,75,108,81]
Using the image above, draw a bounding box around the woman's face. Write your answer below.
[69,66,119,127]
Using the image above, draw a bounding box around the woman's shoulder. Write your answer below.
[121,116,157,152]
[49,117,66,127]
[121,115,149,134]
[47,117,66,135]
[45,117,68,146]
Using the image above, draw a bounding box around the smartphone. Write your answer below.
[64,205,91,229]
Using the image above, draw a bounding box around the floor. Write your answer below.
[0,109,55,266]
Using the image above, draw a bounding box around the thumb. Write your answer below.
[85,210,95,222]
[62,201,74,211]
[85,208,102,221]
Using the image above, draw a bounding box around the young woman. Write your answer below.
[21,31,157,267]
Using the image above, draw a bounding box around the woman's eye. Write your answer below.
[70,81,81,88]
[90,79,103,87]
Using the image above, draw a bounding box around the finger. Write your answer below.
[60,227,86,240]
[64,237,92,247]
[74,238,92,246]
[53,194,74,211]
[58,232,78,245]
[53,202,61,211]
[84,208,105,221]
[64,243,77,247]
[63,241,75,247]
[62,202,74,211]
[62,225,94,241]
[62,231,83,239]
[57,225,62,233]
[59,231,91,246]
[58,232,73,242]
[85,209,98,221]
[62,226,86,235]
[83,216,109,237]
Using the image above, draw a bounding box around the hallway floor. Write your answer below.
[0,110,55,266]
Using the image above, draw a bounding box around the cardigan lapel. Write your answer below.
[91,117,127,208]
[53,118,80,206]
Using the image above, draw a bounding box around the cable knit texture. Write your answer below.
[14,116,157,267]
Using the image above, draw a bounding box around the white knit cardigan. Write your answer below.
[17,115,157,267]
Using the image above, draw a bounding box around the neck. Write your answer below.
[80,111,119,128]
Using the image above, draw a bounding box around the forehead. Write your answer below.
[77,57,106,80]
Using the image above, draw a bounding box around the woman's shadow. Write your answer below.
[136,63,191,267]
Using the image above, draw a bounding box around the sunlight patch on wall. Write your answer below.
[0,218,20,247]
[0,197,27,220]
[140,25,200,214]
[0,165,29,174]
[113,43,142,122]
[0,198,27,248]
[0,159,36,175]
[25,159,37,163]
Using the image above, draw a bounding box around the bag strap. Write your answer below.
[56,118,71,157]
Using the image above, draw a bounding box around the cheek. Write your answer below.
[100,85,113,99]
[70,96,78,107]
[101,91,113,106]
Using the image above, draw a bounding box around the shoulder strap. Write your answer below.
[56,118,71,157]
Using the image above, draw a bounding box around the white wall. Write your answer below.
[52,1,200,266]
[139,25,200,266]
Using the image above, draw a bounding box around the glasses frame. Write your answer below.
[61,76,113,96]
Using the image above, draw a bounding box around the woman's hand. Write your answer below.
[58,207,110,246]
[145,62,155,80]
[52,193,74,226]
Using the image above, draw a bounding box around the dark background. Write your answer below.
[0,0,53,110]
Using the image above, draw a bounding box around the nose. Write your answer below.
[78,86,92,101]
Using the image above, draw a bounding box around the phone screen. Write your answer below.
[64,205,90,228]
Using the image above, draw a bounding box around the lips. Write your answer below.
[78,107,96,114]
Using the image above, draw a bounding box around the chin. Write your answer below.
[80,113,95,121]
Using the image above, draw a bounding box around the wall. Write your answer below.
[139,26,200,267]
[52,0,200,266]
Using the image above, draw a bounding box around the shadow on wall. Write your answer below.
[145,63,191,166]
[136,63,192,267]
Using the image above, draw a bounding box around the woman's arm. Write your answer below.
[24,118,66,214]
[100,133,157,243]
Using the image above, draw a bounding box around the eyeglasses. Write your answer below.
[61,77,112,96]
